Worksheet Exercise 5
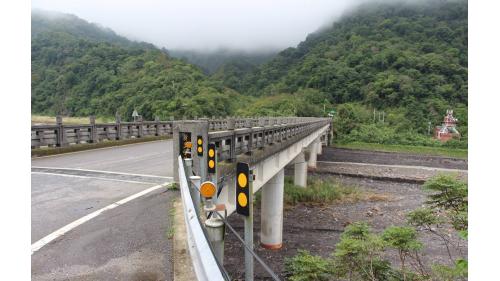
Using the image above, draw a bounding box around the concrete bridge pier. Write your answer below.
[293,151,307,187]
[317,137,323,155]
[307,138,320,169]
[260,169,284,249]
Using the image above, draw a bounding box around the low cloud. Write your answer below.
[32,0,403,52]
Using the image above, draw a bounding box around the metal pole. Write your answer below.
[244,171,254,281]
[189,175,201,213]
[185,158,193,184]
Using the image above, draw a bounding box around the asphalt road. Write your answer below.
[31,140,176,281]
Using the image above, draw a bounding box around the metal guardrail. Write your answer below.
[178,155,226,281]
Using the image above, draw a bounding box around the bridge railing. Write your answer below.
[208,118,331,162]
[31,116,330,150]
[31,116,175,149]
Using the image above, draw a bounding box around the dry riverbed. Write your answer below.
[222,148,468,280]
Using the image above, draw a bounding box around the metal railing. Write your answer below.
[178,155,226,281]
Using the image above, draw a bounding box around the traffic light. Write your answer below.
[236,162,250,216]
[207,143,216,174]
[196,135,203,156]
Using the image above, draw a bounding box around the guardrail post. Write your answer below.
[205,217,225,264]
[89,116,97,143]
[115,113,122,140]
[189,175,202,212]
[55,115,66,147]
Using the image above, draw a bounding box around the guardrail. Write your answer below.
[178,155,226,281]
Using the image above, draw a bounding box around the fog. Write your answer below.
[32,0,384,52]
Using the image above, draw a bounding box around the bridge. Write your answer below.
[31,116,332,280]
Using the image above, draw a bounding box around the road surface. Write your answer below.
[31,140,176,281]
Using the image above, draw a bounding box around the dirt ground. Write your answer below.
[222,149,468,280]
[319,147,468,170]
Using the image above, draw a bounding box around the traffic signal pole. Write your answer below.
[244,170,254,281]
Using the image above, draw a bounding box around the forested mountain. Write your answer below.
[31,10,243,120]
[218,0,468,140]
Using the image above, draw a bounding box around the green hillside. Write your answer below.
[225,0,468,141]
[31,10,243,121]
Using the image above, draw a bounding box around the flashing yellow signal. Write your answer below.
[200,181,216,198]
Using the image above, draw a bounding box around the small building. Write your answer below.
[435,109,460,142]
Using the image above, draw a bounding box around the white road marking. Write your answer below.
[31,182,171,255]
[316,161,468,172]
[31,171,157,185]
[31,166,173,180]
[31,139,171,159]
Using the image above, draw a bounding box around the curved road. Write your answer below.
[31,140,176,281]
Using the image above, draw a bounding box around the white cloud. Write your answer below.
[31,0,369,51]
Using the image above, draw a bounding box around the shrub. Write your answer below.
[283,176,359,205]
[284,250,333,281]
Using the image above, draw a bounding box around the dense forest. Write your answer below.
[31,0,468,146]
[31,10,244,120]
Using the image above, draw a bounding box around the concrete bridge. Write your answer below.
[31,116,332,280]
[173,117,331,280]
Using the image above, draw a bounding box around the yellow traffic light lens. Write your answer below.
[197,147,202,153]
[237,173,247,188]
[208,148,215,158]
[200,181,216,198]
[197,138,202,145]
[208,160,215,169]
[238,193,248,207]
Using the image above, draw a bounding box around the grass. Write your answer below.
[335,142,468,159]
[166,199,177,240]
[32,114,114,125]
[255,176,362,206]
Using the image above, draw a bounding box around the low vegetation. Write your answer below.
[31,114,114,125]
[334,142,468,159]
[282,176,361,206]
[285,174,468,281]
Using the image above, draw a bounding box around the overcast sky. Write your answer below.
[31,0,372,52]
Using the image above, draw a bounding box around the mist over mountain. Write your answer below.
[169,49,277,74]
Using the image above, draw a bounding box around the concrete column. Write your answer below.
[307,138,319,169]
[317,138,323,155]
[293,152,307,188]
[260,168,284,249]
